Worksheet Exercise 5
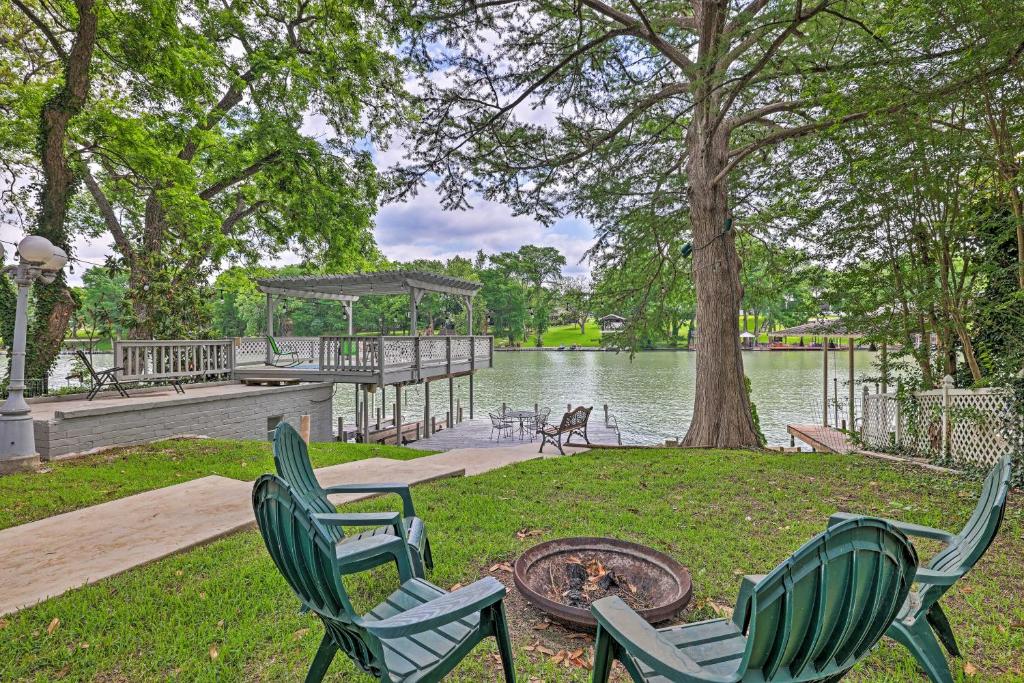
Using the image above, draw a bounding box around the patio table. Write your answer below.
[507,409,539,440]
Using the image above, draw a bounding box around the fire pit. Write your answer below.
[513,537,692,630]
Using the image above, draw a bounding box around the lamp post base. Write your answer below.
[0,413,39,473]
[0,452,40,474]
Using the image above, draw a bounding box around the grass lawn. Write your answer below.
[0,447,1021,681]
[0,439,430,531]
[524,321,604,347]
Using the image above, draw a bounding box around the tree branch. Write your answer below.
[11,0,68,61]
[579,0,696,77]
[198,150,282,200]
[726,99,809,131]
[80,161,134,261]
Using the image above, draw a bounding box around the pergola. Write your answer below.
[771,319,886,430]
[257,271,483,337]
[255,271,485,444]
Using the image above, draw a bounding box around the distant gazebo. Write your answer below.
[599,314,626,331]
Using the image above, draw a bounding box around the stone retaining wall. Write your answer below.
[32,382,334,460]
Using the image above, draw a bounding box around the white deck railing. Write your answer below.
[113,339,235,382]
[117,335,493,381]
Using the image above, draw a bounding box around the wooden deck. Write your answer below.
[787,424,856,454]
[404,417,624,452]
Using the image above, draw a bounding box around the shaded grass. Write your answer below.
[0,447,1021,681]
[0,439,432,531]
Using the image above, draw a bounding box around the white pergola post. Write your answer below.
[265,293,274,365]
[345,301,353,336]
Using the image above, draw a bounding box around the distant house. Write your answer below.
[599,314,626,331]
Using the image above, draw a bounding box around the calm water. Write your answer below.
[22,349,879,446]
[328,349,879,446]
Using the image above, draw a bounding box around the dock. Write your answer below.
[786,424,856,454]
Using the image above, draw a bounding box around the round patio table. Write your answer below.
[507,410,538,440]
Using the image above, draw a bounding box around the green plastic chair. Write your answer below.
[252,474,516,682]
[828,455,1013,683]
[267,335,301,366]
[590,517,918,683]
[273,422,433,578]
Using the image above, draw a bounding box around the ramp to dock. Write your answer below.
[787,424,856,454]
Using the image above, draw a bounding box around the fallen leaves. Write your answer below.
[209,644,219,660]
[516,529,544,540]
[523,641,592,669]
[292,628,309,641]
[449,583,464,592]
[0,618,8,630]
[489,562,514,573]
[963,661,978,677]
[47,618,60,635]
[532,620,550,631]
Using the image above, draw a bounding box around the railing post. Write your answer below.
[941,374,953,461]
[446,336,452,375]
[861,385,869,437]
[894,380,903,449]
[377,335,386,387]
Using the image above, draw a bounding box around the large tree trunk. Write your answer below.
[21,0,97,394]
[680,114,759,448]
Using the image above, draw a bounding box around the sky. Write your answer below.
[1,120,595,287]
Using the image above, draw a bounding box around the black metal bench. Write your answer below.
[538,405,592,454]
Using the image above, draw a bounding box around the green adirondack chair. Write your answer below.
[828,454,1013,683]
[252,474,516,683]
[590,516,918,683]
[273,422,433,578]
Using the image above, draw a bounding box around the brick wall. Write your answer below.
[33,382,334,460]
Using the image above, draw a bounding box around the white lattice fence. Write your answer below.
[947,389,1011,468]
[861,383,1013,468]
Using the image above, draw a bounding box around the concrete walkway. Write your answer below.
[0,444,586,616]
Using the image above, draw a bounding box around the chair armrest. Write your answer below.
[323,483,416,517]
[731,574,768,628]
[591,597,705,681]
[334,534,414,582]
[363,577,506,638]
[828,512,956,544]
[914,568,959,586]
[313,512,407,543]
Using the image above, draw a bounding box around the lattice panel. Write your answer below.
[419,338,448,363]
[861,394,898,449]
[382,339,415,367]
[450,338,471,360]
[474,337,491,359]
[947,390,1012,468]
[901,393,944,457]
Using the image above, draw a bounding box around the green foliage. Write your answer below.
[744,375,766,447]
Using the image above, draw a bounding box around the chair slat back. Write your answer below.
[922,456,1012,605]
[733,517,917,680]
[252,475,352,616]
[273,422,344,543]
[74,350,103,383]
[559,406,591,431]
[267,335,283,355]
[253,475,386,675]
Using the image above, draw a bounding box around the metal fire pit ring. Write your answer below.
[513,536,693,630]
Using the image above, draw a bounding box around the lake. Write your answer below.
[25,348,877,446]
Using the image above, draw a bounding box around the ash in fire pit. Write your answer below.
[557,554,653,612]
[514,537,692,631]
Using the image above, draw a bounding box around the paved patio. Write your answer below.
[0,443,587,615]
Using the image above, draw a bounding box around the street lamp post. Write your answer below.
[0,235,68,473]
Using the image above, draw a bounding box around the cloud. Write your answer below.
[374,184,593,275]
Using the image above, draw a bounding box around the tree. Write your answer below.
[489,245,565,343]
[7,0,98,391]
[5,0,406,338]
[560,277,591,334]
[400,0,1024,447]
